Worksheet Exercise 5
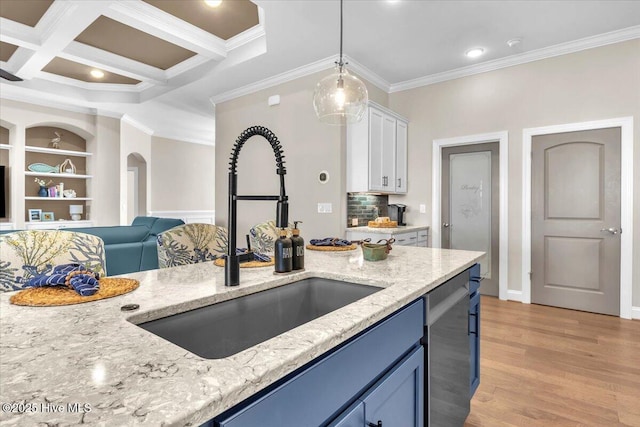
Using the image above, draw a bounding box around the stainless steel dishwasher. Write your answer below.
[423,268,471,427]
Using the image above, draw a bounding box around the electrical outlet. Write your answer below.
[317,203,332,214]
[419,204,426,214]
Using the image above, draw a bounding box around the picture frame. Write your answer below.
[28,209,42,222]
[42,212,55,222]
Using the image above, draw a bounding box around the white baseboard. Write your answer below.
[632,306,640,320]
[148,210,215,225]
[507,289,523,302]
[0,222,16,231]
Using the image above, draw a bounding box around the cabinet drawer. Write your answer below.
[214,299,424,427]
[417,230,428,241]
[393,231,417,246]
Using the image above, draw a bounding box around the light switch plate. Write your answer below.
[317,203,332,214]
[419,204,426,214]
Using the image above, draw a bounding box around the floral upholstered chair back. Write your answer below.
[248,220,292,255]
[157,223,228,268]
[0,230,107,292]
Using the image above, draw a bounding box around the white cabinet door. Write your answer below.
[368,108,385,192]
[347,102,408,194]
[381,114,396,191]
[395,120,408,193]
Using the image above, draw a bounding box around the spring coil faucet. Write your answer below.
[225,126,288,286]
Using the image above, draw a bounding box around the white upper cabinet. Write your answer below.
[347,102,408,194]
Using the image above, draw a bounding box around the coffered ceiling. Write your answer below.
[1,1,639,145]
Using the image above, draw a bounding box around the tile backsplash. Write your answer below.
[347,193,389,227]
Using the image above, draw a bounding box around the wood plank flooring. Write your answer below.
[464,296,640,427]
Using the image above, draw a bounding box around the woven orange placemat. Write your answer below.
[305,243,357,251]
[367,221,398,228]
[214,258,275,268]
[9,278,139,307]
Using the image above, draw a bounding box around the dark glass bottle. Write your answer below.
[274,228,293,273]
[291,221,304,270]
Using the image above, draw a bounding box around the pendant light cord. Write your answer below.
[337,0,344,69]
[339,0,343,65]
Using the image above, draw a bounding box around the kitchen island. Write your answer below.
[0,246,482,426]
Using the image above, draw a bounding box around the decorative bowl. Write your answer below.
[362,243,389,261]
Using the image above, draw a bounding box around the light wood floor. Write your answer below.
[464,296,640,427]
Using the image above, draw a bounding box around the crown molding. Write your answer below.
[0,87,98,116]
[210,55,335,105]
[152,130,215,147]
[344,55,391,93]
[210,53,391,105]
[390,25,640,93]
[121,114,153,135]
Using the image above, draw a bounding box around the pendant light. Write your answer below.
[313,0,368,125]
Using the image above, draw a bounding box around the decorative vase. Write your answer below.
[38,186,48,197]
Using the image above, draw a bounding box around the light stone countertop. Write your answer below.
[346,225,429,234]
[0,246,482,426]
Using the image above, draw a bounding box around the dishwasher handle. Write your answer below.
[427,286,469,326]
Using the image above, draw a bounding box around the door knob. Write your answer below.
[443,223,450,228]
[600,227,621,235]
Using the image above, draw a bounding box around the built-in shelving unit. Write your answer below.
[24,126,92,225]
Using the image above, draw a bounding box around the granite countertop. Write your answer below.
[0,246,481,426]
[346,224,430,234]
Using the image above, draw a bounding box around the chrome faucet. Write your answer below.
[225,126,288,286]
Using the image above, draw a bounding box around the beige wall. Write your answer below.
[90,115,120,225]
[215,70,388,242]
[388,39,640,305]
[120,121,151,224]
[151,136,215,211]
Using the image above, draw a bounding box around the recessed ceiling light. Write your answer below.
[90,69,105,79]
[465,48,485,58]
[204,0,222,7]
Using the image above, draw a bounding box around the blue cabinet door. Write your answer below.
[328,401,365,427]
[361,346,424,427]
[469,291,480,397]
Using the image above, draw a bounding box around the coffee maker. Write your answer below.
[388,204,407,226]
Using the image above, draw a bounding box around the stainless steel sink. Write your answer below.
[138,277,382,359]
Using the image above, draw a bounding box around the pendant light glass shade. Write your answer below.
[313,0,368,125]
[313,65,368,125]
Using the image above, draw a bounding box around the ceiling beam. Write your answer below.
[10,1,110,80]
[62,41,167,85]
[105,1,227,61]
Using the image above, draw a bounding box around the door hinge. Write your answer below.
[529,272,532,280]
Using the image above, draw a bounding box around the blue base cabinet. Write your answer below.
[332,346,423,427]
[469,265,481,398]
[213,299,424,427]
